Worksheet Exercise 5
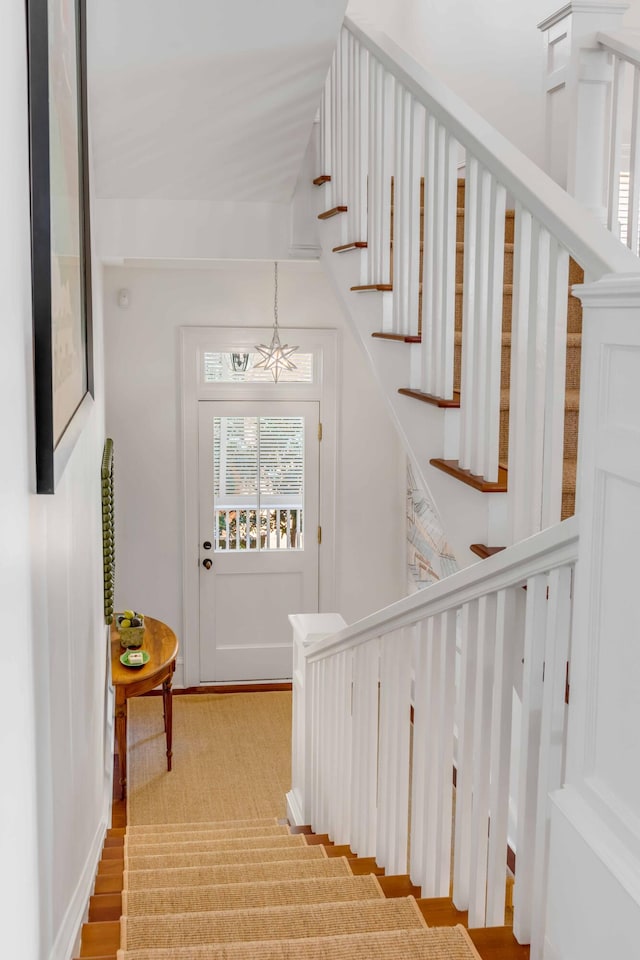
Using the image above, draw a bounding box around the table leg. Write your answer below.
[162,675,173,772]
[115,699,127,800]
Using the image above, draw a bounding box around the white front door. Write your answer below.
[198,400,320,681]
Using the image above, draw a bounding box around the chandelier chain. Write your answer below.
[273,261,278,328]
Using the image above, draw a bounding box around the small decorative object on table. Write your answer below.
[116,609,145,649]
[120,649,150,668]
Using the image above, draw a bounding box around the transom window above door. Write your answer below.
[203,351,314,384]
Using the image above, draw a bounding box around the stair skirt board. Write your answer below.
[116,925,482,960]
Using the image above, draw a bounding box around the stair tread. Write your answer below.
[121,897,428,950]
[123,875,383,916]
[125,834,306,859]
[126,842,325,873]
[126,818,278,835]
[430,458,508,493]
[125,856,351,890]
[125,824,290,848]
[115,925,480,959]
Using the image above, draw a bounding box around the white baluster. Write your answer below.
[529,565,573,960]
[435,128,459,401]
[453,599,480,910]
[459,163,505,481]
[459,156,479,461]
[367,63,394,285]
[433,608,457,895]
[421,610,457,896]
[310,660,321,828]
[607,56,625,237]
[409,616,430,887]
[350,641,379,857]
[363,639,380,856]
[330,43,341,210]
[338,650,354,843]
[319,70,331,182]
[513,573,548,943]
[468,592,498,927]
[353,39,369,249]
[541,240,570,528]
[421,118,459,395]
[508,203,533,541]
[628,66,640,255]
[376,628,412,874]
[349,644,365,854]
[421,614,442,893]
[421,112,437,394]
[486,587,518,925]
[391,86,422,336]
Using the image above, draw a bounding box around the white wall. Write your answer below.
[103,260,405,681]
[0,5,110,959]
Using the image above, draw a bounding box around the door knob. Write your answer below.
[202,558,213,570]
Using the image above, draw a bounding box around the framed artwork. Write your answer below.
[27,0,94,493]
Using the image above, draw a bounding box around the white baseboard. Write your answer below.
[286,789,305,826]
[49,813,108,960]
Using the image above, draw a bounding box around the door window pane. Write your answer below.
[212,416,304,551]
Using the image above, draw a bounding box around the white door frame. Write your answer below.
[180,326,338,687]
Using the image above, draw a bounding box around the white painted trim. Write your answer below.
[49,815,108,960]
[180,327,339,688]
[551,786,640,904]
[573,271,640,304]
[286,789,306,826]
[538,2,629,33]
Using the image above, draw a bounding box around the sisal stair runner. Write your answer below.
[113,818,482,960]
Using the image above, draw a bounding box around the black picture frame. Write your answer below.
[27,0,94,494]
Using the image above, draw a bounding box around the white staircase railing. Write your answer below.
[289,518,578,955]
[317,15,640,545]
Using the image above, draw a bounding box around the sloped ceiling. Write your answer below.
[88,0,346,204]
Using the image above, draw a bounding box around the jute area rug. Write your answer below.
[126,692,292,825]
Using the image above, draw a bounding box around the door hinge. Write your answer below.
[318,422,323,442]
[317,525,322,545]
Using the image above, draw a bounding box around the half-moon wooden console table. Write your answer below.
[110,616,179,800]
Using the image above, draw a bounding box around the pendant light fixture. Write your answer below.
[254,262,298,382]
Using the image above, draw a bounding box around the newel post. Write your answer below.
[287,613,346,827]
[543,273,640,959]
[538,2,629,220]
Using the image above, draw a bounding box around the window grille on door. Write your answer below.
[212,416,305,550]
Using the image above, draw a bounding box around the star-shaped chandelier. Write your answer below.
[254,262,298,382]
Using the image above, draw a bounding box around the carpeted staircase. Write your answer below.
[81,817,505,959]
